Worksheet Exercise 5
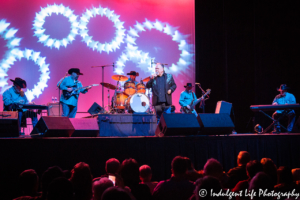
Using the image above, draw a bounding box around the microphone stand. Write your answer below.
[92,63,114,108]
[196,83,209,113]
[57,73,69,116]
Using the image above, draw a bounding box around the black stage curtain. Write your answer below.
[1,135,300,199]
[195,0,300,132]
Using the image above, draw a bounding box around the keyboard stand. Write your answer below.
[259,110,288,133]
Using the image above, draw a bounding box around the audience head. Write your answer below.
[277,166,293,184]
[41,166,64,198]
[249,172,273,200]
[93,177,114,200]
[171,156,188,177]
[246,160,263,179]
[119,158,140,186]
[203,158,223,181]
[101,187,132,200]
[139,165,152,182]
[19,169,39,196]
[237,151,251,166]
[70,162,93,200]
[105,158,120,175]
[260,158,277,186]
[194,176,223,200]
[47,177,73,200]
[292,168,300,181]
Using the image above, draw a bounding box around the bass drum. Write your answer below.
[125,93,150,113]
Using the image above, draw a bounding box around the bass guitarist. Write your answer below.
[179,83,198,116]
[57,68,91,118]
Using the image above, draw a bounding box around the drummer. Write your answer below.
[125,71,139,85]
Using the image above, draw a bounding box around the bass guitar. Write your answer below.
[63,84,99,99]
[181,89,211,114]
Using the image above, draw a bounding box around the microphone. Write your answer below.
[195,82,200,85]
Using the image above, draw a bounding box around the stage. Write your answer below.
[1,133,300,199]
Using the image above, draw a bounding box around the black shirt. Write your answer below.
[156,74,166,102]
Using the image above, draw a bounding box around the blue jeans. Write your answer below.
[61,102,77,118]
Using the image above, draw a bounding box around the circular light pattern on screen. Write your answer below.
[5,48,50,102]
[115,19,194,75]
[79,5,125,54]
[0,19,22,93]
[32,3,79,49]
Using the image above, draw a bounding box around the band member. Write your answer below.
[272,84,296,133]
[2,77,38,133]
[146,63,177,122]
[179,83,197,116]
[57,68,91,118]
[125,71,139,85]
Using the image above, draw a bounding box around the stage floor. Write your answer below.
[1,133,299,199]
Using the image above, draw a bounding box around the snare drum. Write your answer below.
[136,83,146,94]
[115,92,129,109]
[124,82,136,95]
[125,93,150,113]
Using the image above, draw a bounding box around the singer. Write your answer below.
[146,63,177,123]
[57,68,91,118]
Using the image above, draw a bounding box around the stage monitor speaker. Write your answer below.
[88,102,104,115]
[47,102,63,116]
[155,113,200,137]
[0,111,19,137]
[215,101,232,115]
[69,118,99,137]
[197,113,234,135]
[30,116,74,137]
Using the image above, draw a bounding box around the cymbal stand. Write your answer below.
[91,63,114,108]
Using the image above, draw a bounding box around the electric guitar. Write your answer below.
[63,84,99,99]
[181,89,211,114]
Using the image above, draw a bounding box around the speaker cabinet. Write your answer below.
[31,116,74,137]
[69,118,99,137]
[215,101,232,115]
[155,113,200,137]
[0,111,19,137]
[47,102,63,116]
[197,113,234,135]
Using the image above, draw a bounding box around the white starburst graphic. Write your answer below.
[0,19,22,93]
[32,3,79,49]
[115,19,194,75]
[79,5,125,54]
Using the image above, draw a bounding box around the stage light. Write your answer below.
[79,5,125,54]
[32,3,79,49]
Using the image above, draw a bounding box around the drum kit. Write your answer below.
[100,74,153,114]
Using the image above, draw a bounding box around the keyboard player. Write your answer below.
[272,84,296,133]
[2,77,38,134]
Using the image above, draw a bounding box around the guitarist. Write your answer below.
[57,68,91,118]
[179,83,198,116]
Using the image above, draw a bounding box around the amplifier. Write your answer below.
[47,102,63,116]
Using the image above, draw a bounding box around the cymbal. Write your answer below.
[142,76,151,82]
[112,75,128,81]
[100,82,117,90]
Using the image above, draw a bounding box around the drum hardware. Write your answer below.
[91,63,115,108]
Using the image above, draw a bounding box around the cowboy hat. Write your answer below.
[10,77,27,88]
[277,84,290,91]
[68,68,83,75]
[127,71,139,76]
[184,83,193,88]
